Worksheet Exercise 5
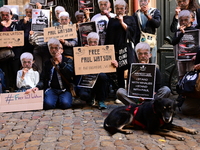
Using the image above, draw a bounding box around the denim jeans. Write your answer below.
[44,88,72,110]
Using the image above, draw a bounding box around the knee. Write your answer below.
[43,100,55,110]
[60,100,72,109]
[98,73,108,81]
[116,88,126,98]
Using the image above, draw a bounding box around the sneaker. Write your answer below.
[115,99,122,104]
[98,101,107,109]
[87,99,95,106]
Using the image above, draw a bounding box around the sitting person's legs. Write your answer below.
[44,88,59,109]
[155,86,171,98]
[58,90,72,109]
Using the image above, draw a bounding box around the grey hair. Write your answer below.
[75,10,84,17]
[178,10,191,20]
[55,6,65,12]
[114,0,127,7]
[20,52,33,62]
[48,38,61,49]
[24,4,33,11]
[87,32,99,42]
[0,7,11,14]
[59,11,69,18]
[135,42,150,56]
[98,0,109,7]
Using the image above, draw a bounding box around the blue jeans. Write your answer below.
[44,88,72,110]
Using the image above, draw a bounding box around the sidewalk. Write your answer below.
[1,94,200,150]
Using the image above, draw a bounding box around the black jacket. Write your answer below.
[36,55,74,91]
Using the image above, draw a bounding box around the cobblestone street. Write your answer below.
[1,95,200,150]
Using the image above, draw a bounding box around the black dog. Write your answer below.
[104,97,198,140]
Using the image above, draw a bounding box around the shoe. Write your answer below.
[87,99,95,106]
[115,99,122,104]
[98,101,107,109]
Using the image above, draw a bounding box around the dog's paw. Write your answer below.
[191,130,198,135]
[177,136,185,141]
[125,130,133,134]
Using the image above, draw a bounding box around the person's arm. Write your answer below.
[34,71,40,87]
[145,9,161,28]
[155,68,161,93]
[59,57,74,81]
[171,31,184,46]
[16,70,24,88]
[61,38,78,47]
[170,15,179,33]
[117,15,127,30]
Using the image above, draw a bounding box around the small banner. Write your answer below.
[44,24,77,42]
[0,90,43,112]
[128,63,156,99]
[73,45,116,75]
[0,31,24,47]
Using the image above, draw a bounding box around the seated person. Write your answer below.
[77,32,118,109]
[16,52,39,92]
[33,38,74,110]
[116,42,171,105]
[57,11,78,57]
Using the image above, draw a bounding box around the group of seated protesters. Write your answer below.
[0,0,200,112]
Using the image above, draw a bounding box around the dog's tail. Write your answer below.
[104,118,118,135]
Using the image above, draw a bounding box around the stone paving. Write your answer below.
[1,95,200,150]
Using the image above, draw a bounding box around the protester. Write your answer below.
[0,6,22,91]
[53,6,66,26]
[105,0,137,89]
[18,4,34,54]
[74,9,90,31]
[57,11,78,57]
[16,52,39,92]
[116,42,171,105]
[33,38,74,110]
[91,0,116,45]
[77,32,118,109]
[133,0,161,64]
[170,0,200,32]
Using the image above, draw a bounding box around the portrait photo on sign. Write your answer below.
[78,0,94,13]
[32,9,50,32]
[176,30,200,61]
[128,63,156,99]
[78,22,96,46]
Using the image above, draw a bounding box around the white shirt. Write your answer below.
[16,68,39,89]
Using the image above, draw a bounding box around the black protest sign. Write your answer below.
[78,74,99,88]
[128,63,156,99]
[176,30,200,61]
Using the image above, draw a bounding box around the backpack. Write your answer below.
[177,70,199,93]
[0,69,6,93]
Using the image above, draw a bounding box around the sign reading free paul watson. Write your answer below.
[128,63,156,99]
[73,45,116,75]
[0,90,43,112]
[44,24,77,42]
[0,31,24,47]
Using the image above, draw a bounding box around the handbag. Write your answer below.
[0,48,15,61]
[177,70,199,93]
[136,13,157,48]
[140,31,157,48]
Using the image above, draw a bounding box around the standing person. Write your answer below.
[33,38,74,110]
[133,0,161,64]
[105,0,137,89]
[170,0,200,33]
[53,6,66,26]
[0,6,22,91]
[56,11,78,57]
[74,9,90,30]
[171,10,197,107]
[116,42,171,105]
[18,4,34,54]
[16,52,39,92]
[91,0,116,45]
[77,32,118,109]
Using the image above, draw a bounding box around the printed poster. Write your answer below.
[73,45,116,75]
[30,0,47,6]
[32,9,50,32]
[44,24,77,42]
[78,22,96,46]
[78,74,99,88]
[78,0,94,13]
[176,30,200,61]
[128,63,156,99]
